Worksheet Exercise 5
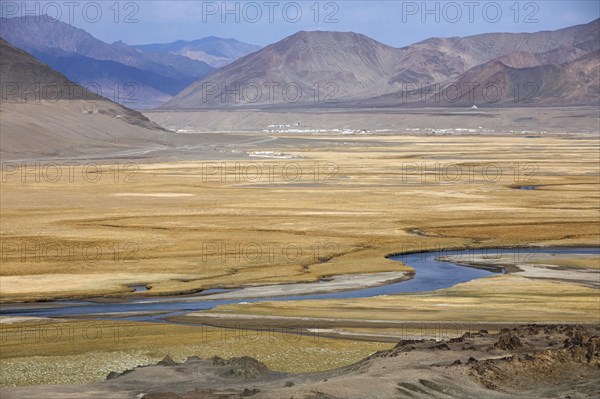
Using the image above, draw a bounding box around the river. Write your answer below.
[1,247,597,323]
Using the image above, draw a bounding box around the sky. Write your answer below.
[1,1,599,47]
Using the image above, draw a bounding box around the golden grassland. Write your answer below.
[1,135,598,301]
[0,319,391,386]
[1,134,599,387]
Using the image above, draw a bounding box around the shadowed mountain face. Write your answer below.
[133,37,261,68]
[0,37,88,101]
[0,38,178,160]
[0,16,215,108]
[0,37,154,120]
[162,19,599,109]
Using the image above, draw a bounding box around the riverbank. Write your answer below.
[439,252,600,288]
[196,272,599,323]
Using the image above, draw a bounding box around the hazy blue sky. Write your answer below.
[2,1,599,47]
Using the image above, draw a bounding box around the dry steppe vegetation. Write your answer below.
[1,134,598,301]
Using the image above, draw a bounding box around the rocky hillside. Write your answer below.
[2,324,597,398]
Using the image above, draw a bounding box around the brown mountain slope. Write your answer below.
[368,42,598,107]
[410,51,600,107]
[428,50,600,107]
[162,19,599,109]
[0,38,173,160]
[392,18,599,85]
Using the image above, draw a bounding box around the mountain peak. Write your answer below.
[266,29,392,56]
[286,30,376,42]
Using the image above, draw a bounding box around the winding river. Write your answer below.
[1,247,597,323]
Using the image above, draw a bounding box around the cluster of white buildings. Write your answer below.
[264,123,374,134]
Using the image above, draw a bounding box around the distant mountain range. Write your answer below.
[163,19,599,109]
[133,37,261,68]
[0,38,176,160]
[1,17,598,109]
[0,17,259,108]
